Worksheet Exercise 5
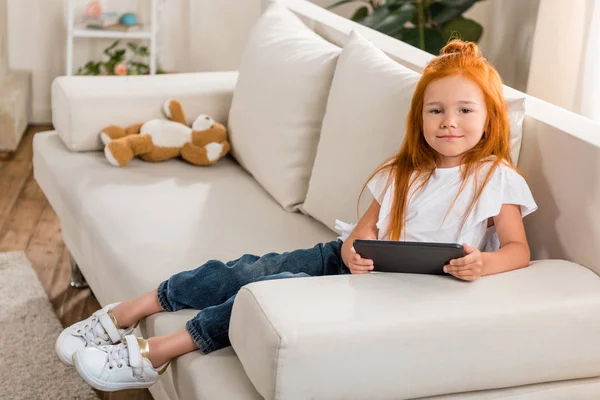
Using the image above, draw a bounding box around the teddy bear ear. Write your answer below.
[192,115,214,131]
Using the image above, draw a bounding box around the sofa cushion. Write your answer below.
[302,30,527,232]
[230,260,600,399]
[52,72,239,152]
[227,2,341,211]
[301,31,420,228]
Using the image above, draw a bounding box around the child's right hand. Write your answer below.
[343,244,375,274]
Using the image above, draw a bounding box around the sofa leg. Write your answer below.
[70,253,89,289]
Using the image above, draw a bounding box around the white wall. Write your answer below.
[465,0,540,93]
[159,1,262,73]
[0,0,7,80]
[8,0,63,123]
[8,0,538,124]
[527,0,588,112]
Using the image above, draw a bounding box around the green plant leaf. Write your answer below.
[325,0,369,9]
[105,59,117,73]
[372,2,416,35]
[351,6,369,21]
[437,0,479,7]
[83,61,101,75]
[107,40,120,50]
[81,36,164,76]
[386,0,409,12]
[427,2,446,20]
[361,6,391,27]
[397,26,445,55]
[432,1,481,25]
[114,49,126,62]
[103,40,120,56]
[441,16,482,43]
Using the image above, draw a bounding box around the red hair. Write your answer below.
[359,40,520,240]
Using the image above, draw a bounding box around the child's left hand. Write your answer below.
[443,243,485,281]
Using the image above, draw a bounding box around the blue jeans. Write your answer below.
[156,240,348,354]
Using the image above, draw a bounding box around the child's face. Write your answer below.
[422,74,487,168]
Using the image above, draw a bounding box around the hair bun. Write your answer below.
[440,40,481,58]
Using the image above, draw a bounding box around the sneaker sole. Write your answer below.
[55,331,75,367]
[73,352,156,392]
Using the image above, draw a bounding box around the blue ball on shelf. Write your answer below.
[119,13,137,26]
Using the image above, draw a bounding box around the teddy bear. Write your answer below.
[100,99,231,167]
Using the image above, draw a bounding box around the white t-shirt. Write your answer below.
[335,159,537,251]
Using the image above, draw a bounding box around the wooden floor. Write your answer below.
[0,126,153,400]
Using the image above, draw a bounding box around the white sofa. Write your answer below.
[34,1,600,399]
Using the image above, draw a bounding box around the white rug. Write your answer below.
[0,251,97,400]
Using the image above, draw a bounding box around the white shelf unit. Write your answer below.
[66,0,159,76]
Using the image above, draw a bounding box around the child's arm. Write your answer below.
[343,199,380,244]
[341,199,380,273]
[445,204,531,281]
[481,203,531,275]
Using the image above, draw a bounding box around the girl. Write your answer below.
[56,39,537,391]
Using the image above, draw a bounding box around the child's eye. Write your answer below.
[460,108,472,114]
[429,109,442,114]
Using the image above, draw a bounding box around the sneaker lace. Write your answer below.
[73,316,110,346]
[107,342,130,370]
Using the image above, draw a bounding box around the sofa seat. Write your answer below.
[231,261,600,399]
[33,130,337,400]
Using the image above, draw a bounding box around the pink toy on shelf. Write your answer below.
[83,0,102,18]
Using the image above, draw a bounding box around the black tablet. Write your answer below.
[353,240,465,275]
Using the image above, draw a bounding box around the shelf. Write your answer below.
[72,26,153,40]
[66,0,160,75]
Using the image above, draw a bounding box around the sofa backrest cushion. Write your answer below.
[227,2,341,211]
[302,30,527,232]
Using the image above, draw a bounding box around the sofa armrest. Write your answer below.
[229,264,600,400]
[51,71,238,151]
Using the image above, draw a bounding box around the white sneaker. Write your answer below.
[55,302,138,366]
[73,335,170,391]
